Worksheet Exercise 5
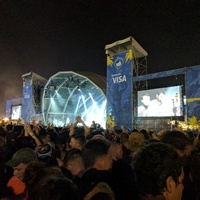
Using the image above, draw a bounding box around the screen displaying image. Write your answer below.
[11,105,22,120]
[137,86,183,117]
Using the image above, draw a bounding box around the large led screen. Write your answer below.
[137,86,183,117]
[11,105,22,120]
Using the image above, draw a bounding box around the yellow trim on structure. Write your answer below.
[187,98,200,102]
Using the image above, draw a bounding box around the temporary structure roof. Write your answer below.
[105,36,148,58]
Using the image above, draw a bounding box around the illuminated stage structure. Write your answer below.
[6,98,23,121]
[21,72,47,122]
[6,72,47,123]
[105,37,200,130]
[105,36,148,129]
[5,37,200,130]
[134,66,200,129]
[42,71,107,127]
[6,71,107,127]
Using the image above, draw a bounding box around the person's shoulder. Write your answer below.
[138,105,145,111]
[112,159,133,170]
[7,176,21,184]
[84,182,115,200]
[7,176,25,195]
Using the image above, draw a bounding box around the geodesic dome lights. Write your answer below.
[42,71,107,127]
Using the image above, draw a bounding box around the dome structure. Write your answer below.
[42,71,107,127]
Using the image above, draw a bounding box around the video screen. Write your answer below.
[137,86,183,117]
[11,105,22,120]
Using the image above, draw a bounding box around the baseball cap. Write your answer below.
[36,144,52,158]
[5,148,38,167]
[128,132,145,152]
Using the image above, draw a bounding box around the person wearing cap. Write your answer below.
[35,143,62,168]
[128,131,146,157]
[5,148,38,195]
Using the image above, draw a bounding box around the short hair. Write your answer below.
[6,124,13,131]
[25,163,79,200]
[63,148,82,166]
[134,142,182,196]
[156,89,165,95]
[39,130,50,140]
[139,91,149,97]
[71,133,86,146]
[140,129,149,140]
[33,177,79,200]
[82,139,110,169]
[120,132,129,144]
[160,130,191,151]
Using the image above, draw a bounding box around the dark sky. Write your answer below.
[1,0,200,117]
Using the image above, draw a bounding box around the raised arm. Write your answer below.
[69,116,90,137]
[25,123,42,147]
[69,119,78,136]
[76,116,90,137]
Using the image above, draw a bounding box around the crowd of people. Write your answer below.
[0,116,200,200]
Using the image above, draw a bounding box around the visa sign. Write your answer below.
[112,75,127,83]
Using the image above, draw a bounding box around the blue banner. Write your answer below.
[22,79,32,122]
[186,65,200,120]
[134,68,185,82]
[106,50,133,129]
[6,100,11,117]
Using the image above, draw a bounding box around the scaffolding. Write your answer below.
[105,36,148,128]
[22,72,47,122]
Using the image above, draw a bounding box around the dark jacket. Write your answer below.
[80,168,112,198]
[108,159,139,200]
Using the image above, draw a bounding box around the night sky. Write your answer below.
[1,0,200,117]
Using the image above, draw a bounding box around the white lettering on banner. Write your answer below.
[24,94,30,98]
[112,73,121,77]
[112,75,127,83]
